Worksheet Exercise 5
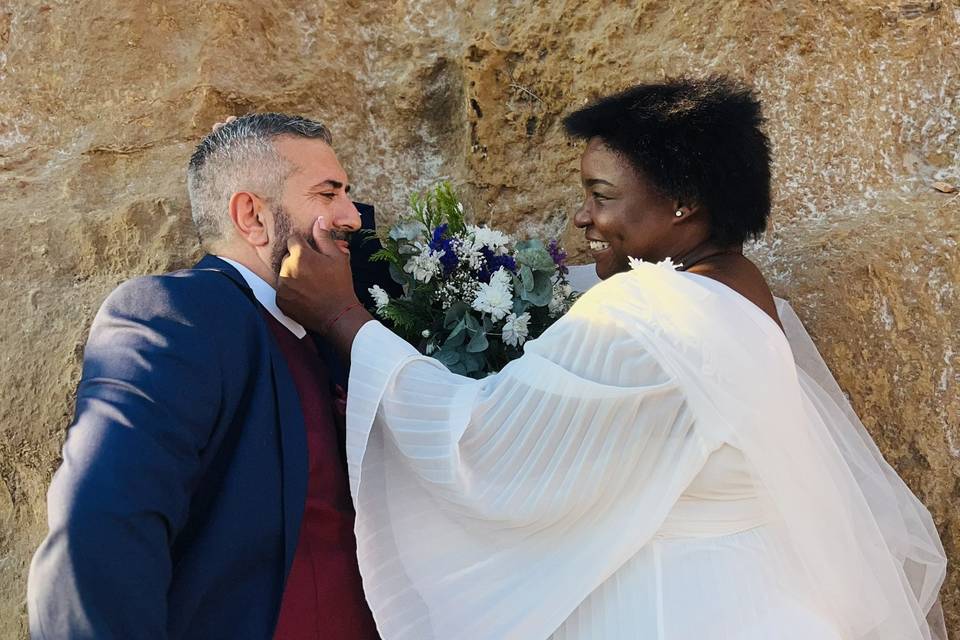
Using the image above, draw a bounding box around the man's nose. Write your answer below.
[334,197,362,232]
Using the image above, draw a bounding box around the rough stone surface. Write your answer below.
[0,1,956,637]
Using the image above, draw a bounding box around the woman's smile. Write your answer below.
[588,239,611,254]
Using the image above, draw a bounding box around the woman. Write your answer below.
[276,77,947,639]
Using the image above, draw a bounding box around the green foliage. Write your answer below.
[408,181,466,235]
[377,298,432,342]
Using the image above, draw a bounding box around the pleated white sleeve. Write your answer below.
[345,298,719,640]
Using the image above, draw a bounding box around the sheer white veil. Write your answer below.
[567,264,948,639]
[776,298,947,639]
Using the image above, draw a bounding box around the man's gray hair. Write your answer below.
[186,113,332,247]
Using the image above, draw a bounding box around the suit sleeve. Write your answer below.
[28,276,223,640]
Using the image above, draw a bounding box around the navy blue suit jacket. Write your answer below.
[28,256,310,639]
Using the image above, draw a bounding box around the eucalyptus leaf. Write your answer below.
[388,220,426,242]
[514,239,544,252]
[446,320,467,347]
[464,312,481,333]
[389,262,410,286]
[515,239,555,271]
[444,302,469,328]
[519,265,535,291]
[461,352,485,377]
[434,348,461,366]
[466,330,489,353]
[521,271,553,306]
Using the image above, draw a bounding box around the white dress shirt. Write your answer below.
[217,256,306,339]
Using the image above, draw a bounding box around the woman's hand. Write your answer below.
[211,115,237,132]
[277,217,372,349]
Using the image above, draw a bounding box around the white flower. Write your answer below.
[657,257,683,270]
[501,312,531,347]
[471,267,514,321]
[368,285,390,310]
[435,271,481,310]
[548,281,573,316]
[627,256,683,271]
[404,244,445,283]
[489,267,512,289]
[454,237,486,270]
[467,225,512,254]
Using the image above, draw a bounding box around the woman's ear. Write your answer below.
[672,199,703,223]
[228,191,269,247]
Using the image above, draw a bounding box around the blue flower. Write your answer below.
[429,224,448,248]
[429,224,458,275]
[475,247,517,282]
[490,253,517,274]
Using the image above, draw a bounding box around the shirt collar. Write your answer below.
[217,256,307,339]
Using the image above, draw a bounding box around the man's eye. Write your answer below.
[593,193,609,202]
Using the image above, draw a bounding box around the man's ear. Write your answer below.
[228,191,269,247]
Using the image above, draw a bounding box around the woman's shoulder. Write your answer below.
[684,257,782,329]
[567,259,704,322]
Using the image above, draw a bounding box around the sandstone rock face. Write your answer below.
[0,1,956,637]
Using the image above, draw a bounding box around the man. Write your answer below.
[28,114,381,639]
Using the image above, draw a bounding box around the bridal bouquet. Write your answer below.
[367,182,577,378]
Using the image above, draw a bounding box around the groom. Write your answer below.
[28,114,383,639]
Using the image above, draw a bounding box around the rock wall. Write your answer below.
[0,1,956,637]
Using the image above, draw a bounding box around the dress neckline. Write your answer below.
[678,271,786,338]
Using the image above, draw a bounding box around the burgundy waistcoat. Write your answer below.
[263,311,379,640]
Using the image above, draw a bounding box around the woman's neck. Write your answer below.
[676,240,743,273]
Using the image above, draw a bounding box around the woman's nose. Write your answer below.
[572,202,590,229]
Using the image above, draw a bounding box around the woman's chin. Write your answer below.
[594,256,627,280]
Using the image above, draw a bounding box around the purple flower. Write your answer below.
[548,239,569,275]
[429,224,458,275]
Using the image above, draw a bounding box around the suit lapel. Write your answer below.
[193,254,308,577]
[267,343,308,576]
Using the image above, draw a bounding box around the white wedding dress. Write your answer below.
[344,261,947,640]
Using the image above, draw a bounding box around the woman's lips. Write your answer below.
[588,240,610,254]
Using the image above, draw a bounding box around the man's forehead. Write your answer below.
[275,136,347,181]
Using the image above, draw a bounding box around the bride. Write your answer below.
[276,76,948,639]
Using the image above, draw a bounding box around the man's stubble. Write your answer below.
[269,202,351,278]
[269,203,294,277]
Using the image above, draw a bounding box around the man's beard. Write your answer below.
[269,203,294,277]
[269,204,353,277]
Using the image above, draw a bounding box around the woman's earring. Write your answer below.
[675,210,683,217]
